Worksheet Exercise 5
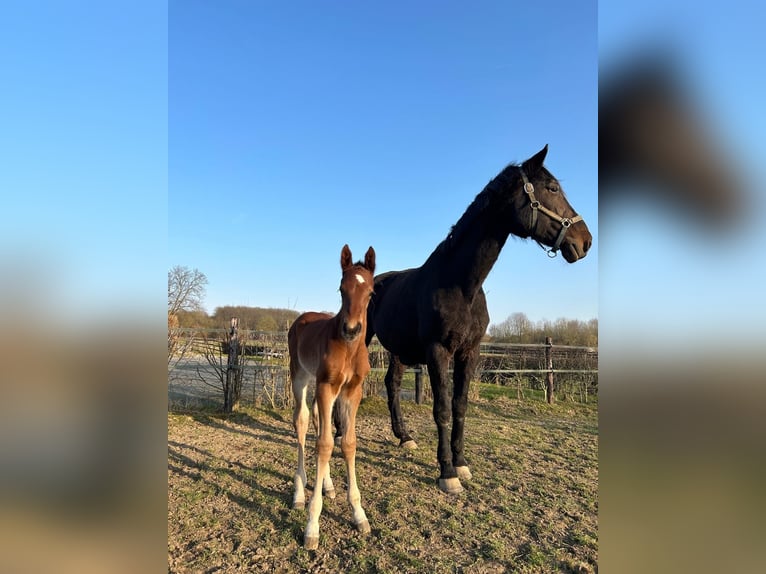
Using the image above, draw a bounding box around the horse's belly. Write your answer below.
[376,331,427,366]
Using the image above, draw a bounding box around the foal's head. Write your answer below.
[503,145,593,263]
[338,244,376,342]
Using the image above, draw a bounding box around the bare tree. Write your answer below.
[167,312,192,367]
[168,266,208,366]
[195,324,244,413]
[488,312,531,341]
[168,266,208,315]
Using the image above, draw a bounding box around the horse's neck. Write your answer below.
[425,223,508,301]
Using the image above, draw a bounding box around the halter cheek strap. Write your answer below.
[519,168,583,257]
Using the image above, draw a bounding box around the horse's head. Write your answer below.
[599,61,742,225]
[338,244,376,342]
[509,145,593,263]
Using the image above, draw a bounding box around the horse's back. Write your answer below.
[368,268,427,363]
[369,266,489,363]
[289,312,333,375]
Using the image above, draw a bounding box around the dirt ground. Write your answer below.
[168,394,598,573]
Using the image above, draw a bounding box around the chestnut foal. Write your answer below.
[288,244,375,550]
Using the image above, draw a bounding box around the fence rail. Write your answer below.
[168,328,597,410]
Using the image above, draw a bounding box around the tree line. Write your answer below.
[169,266,596,345]
[175,306,300,332]
[487,311,597,347]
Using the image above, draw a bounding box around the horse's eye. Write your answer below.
[547,184,559,193]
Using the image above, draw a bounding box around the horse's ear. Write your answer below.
[364,246,376,274]
[523,144,548,175]
[340,244,353,270]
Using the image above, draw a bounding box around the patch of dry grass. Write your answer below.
[168,391,597,573]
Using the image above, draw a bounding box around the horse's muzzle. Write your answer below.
[341,322,362,341]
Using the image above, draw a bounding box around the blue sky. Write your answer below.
[1,1,167,322]
[599,0,766,351]
[169,1,599,326]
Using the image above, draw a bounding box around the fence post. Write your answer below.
[226,317,241,412]
[414,366,424,404]
[545,336,554,404]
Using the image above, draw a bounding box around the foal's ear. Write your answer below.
[340,244,353,270]
[364,246,376,274]
[522,144,549,175]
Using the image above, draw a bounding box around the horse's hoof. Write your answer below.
[456,466,472,480]
[438,477,464,494]
[401,440,418,450]
[304,535,319,550]
[356,519,371,534]
[323,488,336,500]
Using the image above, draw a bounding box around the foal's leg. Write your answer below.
[451,346,480,481]
[385,354,417,448]
[291,370,311,509]
[313,399,335,499]
[426,344,463,494]
[338,380,371,534]
[304,381,338,550]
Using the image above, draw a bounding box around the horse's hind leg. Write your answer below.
[385,354,417,448]
[338,379,370,535]
[332,401,344,447]
[291,369,311,509]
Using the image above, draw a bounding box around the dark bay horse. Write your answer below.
[363,146,592,494]
[289,244,376,550]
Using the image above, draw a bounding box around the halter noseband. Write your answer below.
[519,167,583,258]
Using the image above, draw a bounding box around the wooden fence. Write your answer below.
[168,326,597,410]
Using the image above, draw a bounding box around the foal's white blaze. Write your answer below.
[354,273,366,284]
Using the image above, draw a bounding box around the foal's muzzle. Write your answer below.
[342,322,362,341]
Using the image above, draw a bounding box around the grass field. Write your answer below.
[168,386,598,573]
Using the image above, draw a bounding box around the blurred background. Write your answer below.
[1,1,166,572]
[599,1,765,572]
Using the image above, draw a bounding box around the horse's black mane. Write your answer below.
[444,165,513,248]
[438,163,564,255]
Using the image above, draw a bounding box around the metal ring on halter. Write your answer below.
[524,182,534,194]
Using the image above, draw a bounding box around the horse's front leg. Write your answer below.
[304,381,337,550]
[451,346,480,482]
[385,354,417,448]
[338,377,370,535]
[426,344,462,494]
[311,397,336,498]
